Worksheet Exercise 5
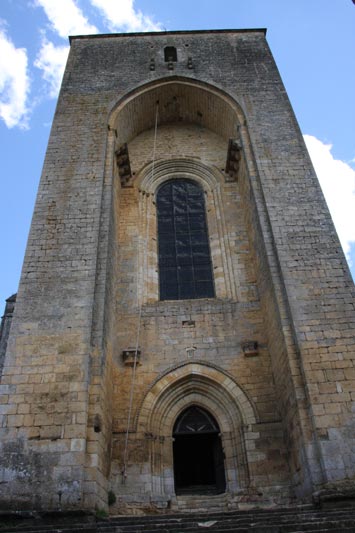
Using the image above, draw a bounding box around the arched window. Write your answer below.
[173,406,219,435]
[157,179,215,300]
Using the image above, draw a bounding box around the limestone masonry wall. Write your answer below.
[0,30,354,513]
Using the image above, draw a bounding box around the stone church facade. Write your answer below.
[1,29,355,514]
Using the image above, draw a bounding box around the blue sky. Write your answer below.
[0,0,355,308]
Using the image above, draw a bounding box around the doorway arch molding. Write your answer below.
[136,362,258,495]
[138,362,257,434]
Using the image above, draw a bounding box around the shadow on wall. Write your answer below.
[0,294,16,378]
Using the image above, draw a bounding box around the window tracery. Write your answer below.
[156,179,215,300]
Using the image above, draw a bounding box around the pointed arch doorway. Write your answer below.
[173,406,226,495]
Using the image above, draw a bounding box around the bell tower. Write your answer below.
[1,29,355,513]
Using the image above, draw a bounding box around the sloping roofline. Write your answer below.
[69,28,267,44]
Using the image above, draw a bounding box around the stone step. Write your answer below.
[175,496,229,513]
[106,509,355,525]
[2,507,355,533]
[110,506,353,517]
[106,511,355,528]
[96,510,355,533]
[108,519,355,533]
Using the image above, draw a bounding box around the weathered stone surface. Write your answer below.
[0,29,354,514]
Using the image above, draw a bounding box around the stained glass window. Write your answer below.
[157,179,215,300]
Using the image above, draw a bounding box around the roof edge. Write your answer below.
[69,28,267,44]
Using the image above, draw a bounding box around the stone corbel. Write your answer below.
[122,348,141,366]
[242,341,259,357]
[225,138,242,182]
[115,143,133,187]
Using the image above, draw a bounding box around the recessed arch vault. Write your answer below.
[105,78,252,306]
[108,76,247,145]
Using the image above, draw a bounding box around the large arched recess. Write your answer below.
[92,77,251,343]
[107,76,248,145]
[96,81,256,499]
[102,76,251,306]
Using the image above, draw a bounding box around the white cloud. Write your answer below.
[33,0,99,99]
[90,0,163,32]
[0,27,31,129]
[33,0,163,99]
[304,134,355,259]
[35,0,98,39]
[34,38,69,98]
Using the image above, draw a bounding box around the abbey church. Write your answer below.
[1,29,355,514]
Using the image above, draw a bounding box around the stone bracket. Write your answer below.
[225,138,242,182]
[242,341,259,357]
[115,143,133,187]
[122,348,141,366]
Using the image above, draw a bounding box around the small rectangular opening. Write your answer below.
[164,46,177,62]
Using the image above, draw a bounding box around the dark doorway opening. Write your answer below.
[173,406,226,495]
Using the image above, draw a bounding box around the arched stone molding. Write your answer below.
[138,361,257,430]
[136,158,241,303]
[138,361,257,427]
[137,158,221,194]
[135,362,258,496]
